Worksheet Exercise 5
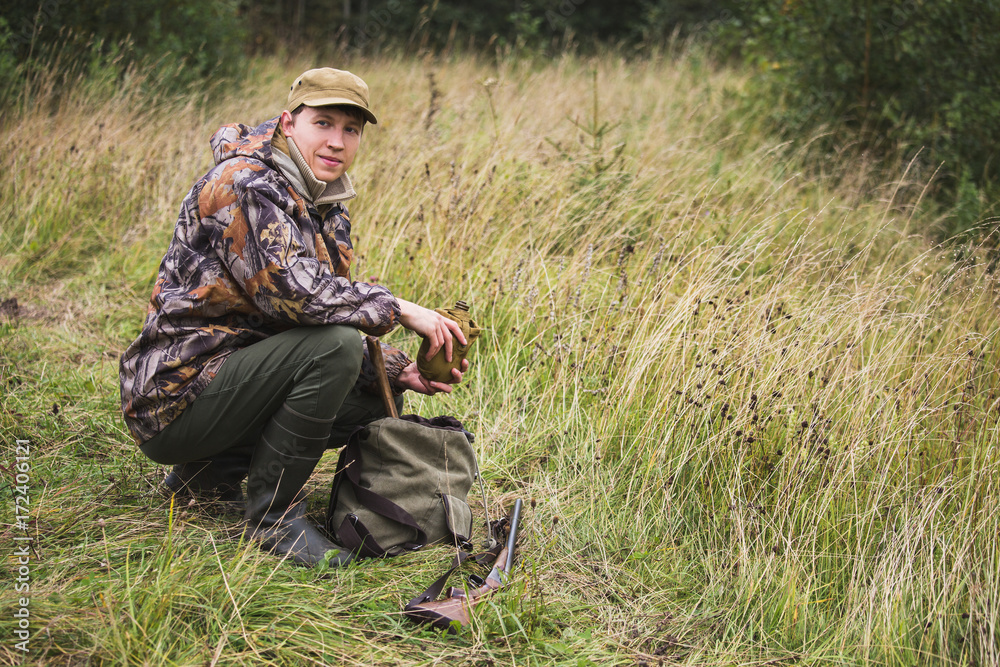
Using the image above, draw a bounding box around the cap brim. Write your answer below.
[302,97,378,125]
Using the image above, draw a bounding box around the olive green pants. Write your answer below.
[140,325,402,465]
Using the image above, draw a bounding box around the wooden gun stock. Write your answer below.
[405,544,510,630]
[366,335,399,419]
[405,499,523,632]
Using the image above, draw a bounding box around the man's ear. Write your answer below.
[279,110,295,137]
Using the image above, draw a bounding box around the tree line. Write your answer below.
[2,0,997,233]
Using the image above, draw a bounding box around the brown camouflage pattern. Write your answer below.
[120,117,409,444]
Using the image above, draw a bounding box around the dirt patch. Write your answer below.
[0,297,18,321]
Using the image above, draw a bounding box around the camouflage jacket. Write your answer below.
[120,117,410,444]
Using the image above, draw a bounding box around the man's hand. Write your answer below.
[397,298,468,363]
[395,360,470,396]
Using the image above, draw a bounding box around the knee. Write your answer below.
[311,325,364,376]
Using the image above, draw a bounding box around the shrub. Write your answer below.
[0,0,246,110]
[724,0,1000,237]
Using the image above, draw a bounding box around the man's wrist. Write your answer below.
[389,360,414,395]
[395,298,411,318]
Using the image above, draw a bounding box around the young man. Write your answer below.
[119,68,467,567]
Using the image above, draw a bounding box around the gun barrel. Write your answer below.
[503,498,523,574]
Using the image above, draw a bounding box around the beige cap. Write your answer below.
[287,68,378,125]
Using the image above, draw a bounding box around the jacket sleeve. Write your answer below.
[356,340,412,396]
[206,169,400,335]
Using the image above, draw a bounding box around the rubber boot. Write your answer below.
[163,449,250,514]
[243,403,352,568]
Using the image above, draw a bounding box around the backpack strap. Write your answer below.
[334,512,412,559]
[327,431,429,556]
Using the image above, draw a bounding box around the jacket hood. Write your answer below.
[210,118,278,167]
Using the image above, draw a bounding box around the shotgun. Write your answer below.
[404,499,523,632]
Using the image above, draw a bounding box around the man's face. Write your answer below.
[280,106,363,183]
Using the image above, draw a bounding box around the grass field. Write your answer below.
[1,47,999,665]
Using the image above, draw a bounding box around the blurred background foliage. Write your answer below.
[1,0,997,237]
[724,0,1000,239]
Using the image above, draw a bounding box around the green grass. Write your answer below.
[1,46,999,665]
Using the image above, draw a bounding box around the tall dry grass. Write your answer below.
[1,46,998,665]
